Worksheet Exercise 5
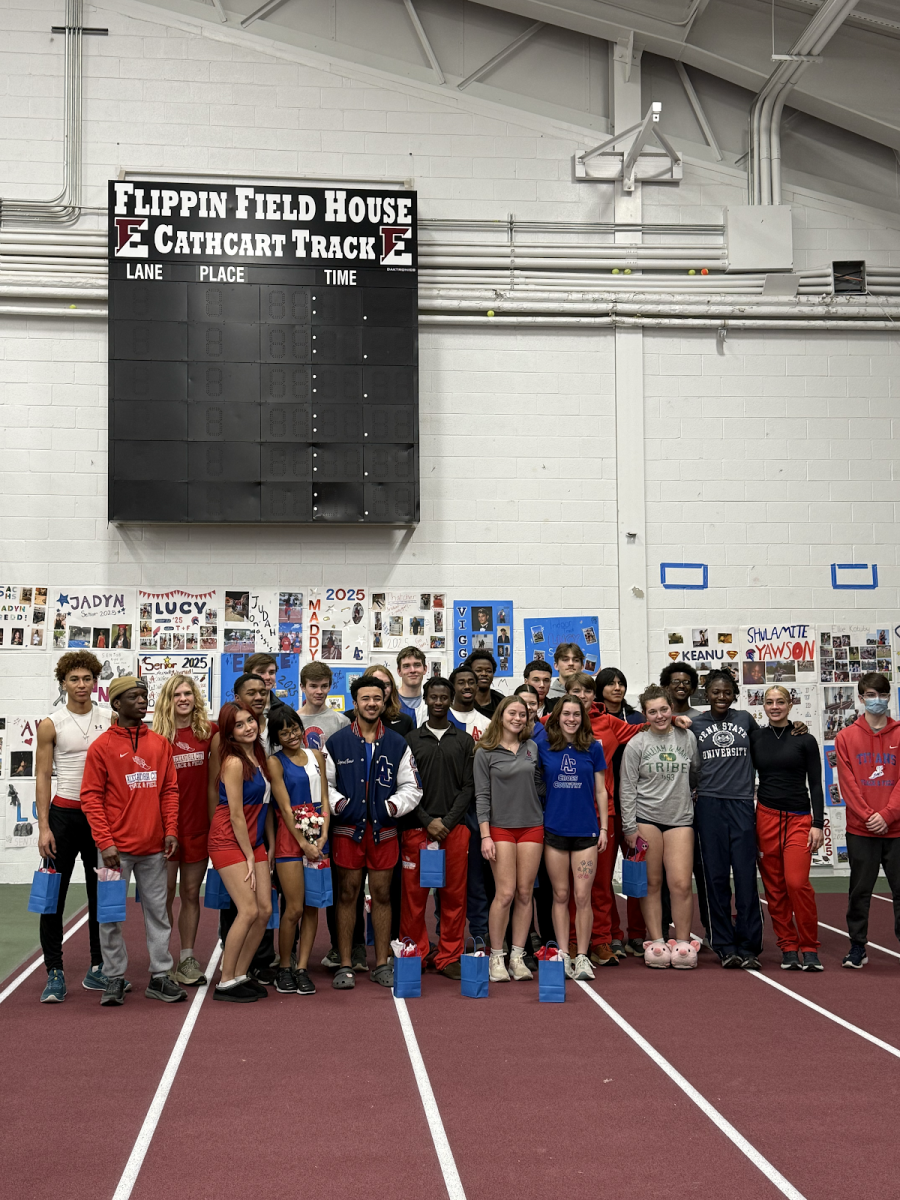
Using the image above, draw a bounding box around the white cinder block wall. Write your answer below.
[1,3,898,878]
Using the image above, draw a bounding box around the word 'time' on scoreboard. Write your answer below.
[108,181,418,525]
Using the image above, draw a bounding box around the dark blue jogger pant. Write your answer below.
[694,795,763,959]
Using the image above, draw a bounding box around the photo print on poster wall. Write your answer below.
[454,601,514,677]
[0,585,48,649]
[139,589,218,652]
[523,616,600,676]
[818,625,891,685]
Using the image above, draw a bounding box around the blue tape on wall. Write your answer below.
[831,564,878,590]
[660,563,708,590]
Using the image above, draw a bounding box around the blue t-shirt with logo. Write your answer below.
[537,741,607,837]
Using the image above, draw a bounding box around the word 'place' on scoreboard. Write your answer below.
[108,181,418,525]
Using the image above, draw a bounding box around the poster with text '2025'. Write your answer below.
[523,616,599,675]
[308,587,367,666]
[52,589,134,652]
[137,653,214,715]
[454,601,513,678]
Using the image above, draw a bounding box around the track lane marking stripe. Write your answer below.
[393,996,466,1200]
[111,942,222,1200]
[758,897,900,961]
[576,981,808,1200]
[0,910,90,1004]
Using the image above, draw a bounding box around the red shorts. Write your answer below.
[170,832,210,865]
[490,825,544,844]
[209,843,268,872]
[332,825,399,872]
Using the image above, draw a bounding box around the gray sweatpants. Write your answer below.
[98,851,174,979]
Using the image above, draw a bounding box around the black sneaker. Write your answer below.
[740,955,761,971]
[801,952,824,972]
[351,944,369,973]
[275,967,297,994]
[625,938,645,956]
[146,975,188,1002]
[293,968,316,995]
[522,951,539,973]
[842,944,867,969]
[213,981,258,1003]
[100,977,126,1006]
[721,953,743,969]
[251,965,277,986]
[781,951,802,971]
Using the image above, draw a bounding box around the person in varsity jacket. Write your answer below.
[325,676,422,991]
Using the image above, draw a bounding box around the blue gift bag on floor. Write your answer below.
[393,948,422,999]
[419,845,446,888]
[203,868,231,910]
[621,856,648,898]
[97,878,128,924]
[538,941,566,1004]
[267,888,280,930]
[303,861,333,908]
[27,863,60,915]
[461,936,489,999]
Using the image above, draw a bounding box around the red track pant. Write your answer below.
[567,818,644,947]
[401,824,470,970]
[756,804,820,952]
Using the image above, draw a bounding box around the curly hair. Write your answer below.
[55,650,102,685]
[659,661,699,691]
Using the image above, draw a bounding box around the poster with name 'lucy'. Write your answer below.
[139,590,218,652]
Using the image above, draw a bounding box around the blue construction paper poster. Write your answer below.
[523,616,600,675]
[453,601,513,678]
[823,744,844,807]
[323,667,367,713]
[220,654,302,710]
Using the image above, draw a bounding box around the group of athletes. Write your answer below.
[32,635,900,1005]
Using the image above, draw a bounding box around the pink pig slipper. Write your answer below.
[643,939,671,969]
[668,939,701,969]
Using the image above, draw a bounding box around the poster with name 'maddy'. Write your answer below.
[308,587,367,665]
[137,653,214,714]
[139,590,218,652]
[0,585,48,649]
[53,588,134,652]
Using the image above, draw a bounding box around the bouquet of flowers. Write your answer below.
[292,803,324,845]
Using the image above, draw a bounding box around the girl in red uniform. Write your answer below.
[153,674,216,987]
[208,702,274,1003]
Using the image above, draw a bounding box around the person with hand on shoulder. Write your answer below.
[752,686,824,972]
[538,697,607,981]
[661,662,700,717]
[80,677,186,1007]
[153,673,217,988]
[35,651,111,1003]
[620,686,700,970]
[836,672,900,969]
[475,697,544,982]
[207,701,274,1003]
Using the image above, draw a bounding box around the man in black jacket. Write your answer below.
[401,677,475,979]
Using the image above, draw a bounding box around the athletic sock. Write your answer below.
[216,977,240,990]
[490,948,504,956]
[510,945,525,957]
[180,947,193,962]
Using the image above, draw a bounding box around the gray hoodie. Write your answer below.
[619,727,700,836]
[473,739,544,828]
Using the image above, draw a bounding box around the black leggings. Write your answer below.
[40,806,102,972]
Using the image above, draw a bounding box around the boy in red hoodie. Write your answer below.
[80,676,187,1006]
[835,672,900,968]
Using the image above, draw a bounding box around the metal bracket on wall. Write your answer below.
[575,103,683,190]
[831,563,879,589]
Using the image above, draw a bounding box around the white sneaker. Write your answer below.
[489,952,510,982]
[563,952,575,979]
[508,953,533,981]
[573,953,595,981]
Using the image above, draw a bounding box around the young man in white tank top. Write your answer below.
[35,651,111,1004]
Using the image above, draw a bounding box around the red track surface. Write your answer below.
[2,892,899,1200]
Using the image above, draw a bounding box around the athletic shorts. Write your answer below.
[332,824,398,872]
[170,831,210,864]
[637,820,691,834]
[209,843,268,872]
[276,840,329,865]
[543,831,598,852]
[489,825,544,845]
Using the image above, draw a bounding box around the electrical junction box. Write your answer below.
[725,205,793,272]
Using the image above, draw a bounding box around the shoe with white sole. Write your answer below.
[563,953,576,979]
[643,939,671,969]
[489,952,510,982]
[507,953,533,981]
[572,953,595,981]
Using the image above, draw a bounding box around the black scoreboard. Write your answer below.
[108,181,418,524]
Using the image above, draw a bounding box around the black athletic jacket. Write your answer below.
[402,723,475,831]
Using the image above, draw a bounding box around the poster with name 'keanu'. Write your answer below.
[663,627,739,706]
[0,585,48,649]
[524,616,599,674]
[453,602,514,678]
[109,181,418,526]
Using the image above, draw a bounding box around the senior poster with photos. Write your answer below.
[223,590,280,655]
[49,650,135,708]
[524,615,599,675]
[5,779,38,849]
[0,585,48,649]
[453,601,514,677]
[220,654,301,710]
[52,588,134,653]
[139,589,218,652]
[370,591,447,658]
[818,625,891,685]
[137,653,214,714]
[4,716,43,780]
[307,587,367,665]
[663,627,739,706]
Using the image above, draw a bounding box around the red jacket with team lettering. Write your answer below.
[80,723,180,856]
[835,715,900,837]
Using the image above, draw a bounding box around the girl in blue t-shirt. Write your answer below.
[538,698,607,982]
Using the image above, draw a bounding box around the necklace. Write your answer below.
[771,725,788,741]
[68,706,94,741]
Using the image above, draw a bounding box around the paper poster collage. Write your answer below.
[664,622,900,871]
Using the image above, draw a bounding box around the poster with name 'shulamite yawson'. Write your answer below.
[139,589,218,652]
[308,587,367,665]
[0,585,48,649]
[818,625,891,686]
[52,588,135,652]
[370,591,447,656]
[739,624,816,688]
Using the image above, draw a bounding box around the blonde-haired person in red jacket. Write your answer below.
[80,676,187,1007]
[835,672,900,969]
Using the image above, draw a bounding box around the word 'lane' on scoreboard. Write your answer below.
[108,181,418,525]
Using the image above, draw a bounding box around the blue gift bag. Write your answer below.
[419,846,446,888]
[27,864,60,915]
[538,941,566,1003]
[621,857,648,898]
[267,887,280,930]
[203,868,232,910]
[96,878,128,924]
[393,951,422,999]
[461,937,489,999]
[303,862,333,908]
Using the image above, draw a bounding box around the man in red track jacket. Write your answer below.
[80,676,186,1006]
[835,672,900,967]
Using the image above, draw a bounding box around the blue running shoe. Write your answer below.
[40,970,66,1003]
[83,965,108,991]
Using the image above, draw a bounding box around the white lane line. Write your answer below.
[577,981,808,1200]
[759,897,900,961]
[111,941,222,1200]
[393,996,466,1200]
[0,910,90,1005]
[871,893,892,904]
[744,969,900,1060]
